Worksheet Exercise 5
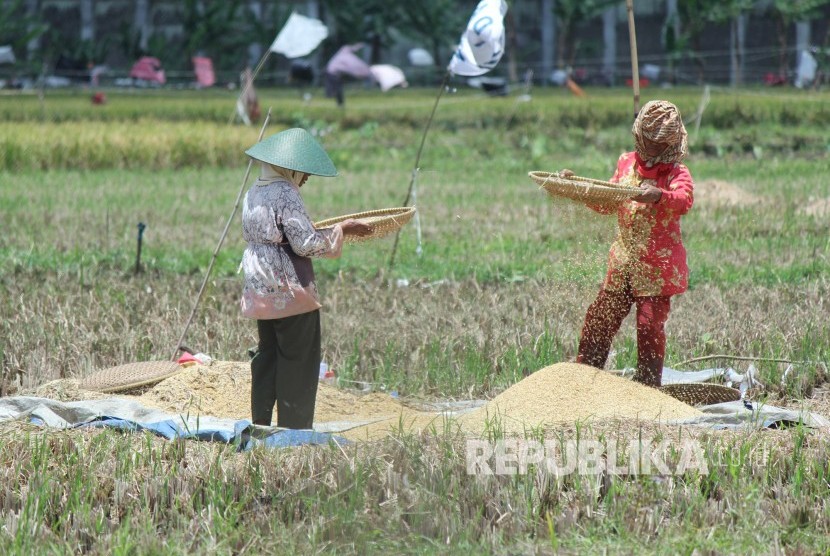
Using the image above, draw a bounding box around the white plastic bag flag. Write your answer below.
[270,12,329,59]
[448,0,508,77]
[369,64,408,92]
[795,50,817,89]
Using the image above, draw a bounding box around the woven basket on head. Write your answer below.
[315,207,416,244]
[660,383,741,407]
[80,361,182,393]
[528,171,641,206]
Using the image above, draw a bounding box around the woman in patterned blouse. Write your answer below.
[240,128,370,428]
[568,100,694,387]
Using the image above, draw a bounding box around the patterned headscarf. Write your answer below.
[632,100,688,166]
[257,163,305,187]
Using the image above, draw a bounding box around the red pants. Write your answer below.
[576,285,671,387]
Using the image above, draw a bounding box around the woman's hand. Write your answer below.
[634,185,663,204]
[340,219,373,237]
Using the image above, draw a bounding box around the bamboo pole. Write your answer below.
[626,0,640,118]
[387,71,450,271]
[171,109,272,361]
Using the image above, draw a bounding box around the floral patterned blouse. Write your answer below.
[240,178,343,320]
[589,151,694,297]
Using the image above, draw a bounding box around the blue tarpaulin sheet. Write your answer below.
[4,397,346,450]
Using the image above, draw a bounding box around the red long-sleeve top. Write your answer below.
[589,151,695,297]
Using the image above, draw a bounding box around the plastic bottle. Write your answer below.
[319,361,336,384]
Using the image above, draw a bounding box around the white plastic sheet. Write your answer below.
[0,394,824,435]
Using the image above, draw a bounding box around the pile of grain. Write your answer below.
[27,361,704,441]
[28,379,110,402]
[135,361,422,430]
[459,363,702,434]
[25,361,446,440]
[799,196,830,217]
[695,179,764,207]
[136,361,250,419]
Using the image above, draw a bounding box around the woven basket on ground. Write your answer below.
[660,383,741,407]
[315,207,416,244]
[528,171,641,206]
[80,361,182,393]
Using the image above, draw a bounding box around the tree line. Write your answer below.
[1,0,828,84]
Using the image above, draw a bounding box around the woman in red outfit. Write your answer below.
[571,100,694,387]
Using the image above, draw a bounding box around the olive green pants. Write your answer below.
[250,310,321,429]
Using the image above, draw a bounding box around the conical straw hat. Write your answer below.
[245,128,337,177]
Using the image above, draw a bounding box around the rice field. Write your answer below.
[1,86,829,553]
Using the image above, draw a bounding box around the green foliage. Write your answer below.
[398,0,471,67]
[318,0,409,67]
[551,0,618,68]
[668,0,755,80]
[0,0,47,69]
[770,0,830,23]
[180,0,253,70]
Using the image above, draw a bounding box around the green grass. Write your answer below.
[1,88,830,554]
[1,87,829,171]
[3,86,830,128]
[2,157,828,286]
[1,423,829,554]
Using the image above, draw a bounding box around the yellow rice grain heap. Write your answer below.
[135,361,417,427]
[459,363,702,434]
[30,361,703,441]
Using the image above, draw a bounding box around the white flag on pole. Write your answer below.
[448,0,508,77]
[269,12,329,59]
[795,50,818,89]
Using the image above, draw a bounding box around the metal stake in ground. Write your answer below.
[171,109,272,361]
[135,222,146,274]
[626,0,641,118]
[388,71,451,271]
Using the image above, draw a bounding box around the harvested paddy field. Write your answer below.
[3,88,830,554]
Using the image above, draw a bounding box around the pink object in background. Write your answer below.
[193,56,215,87]
[177,352,199,367]
[130,56,166,84]
[326,44,371,78]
